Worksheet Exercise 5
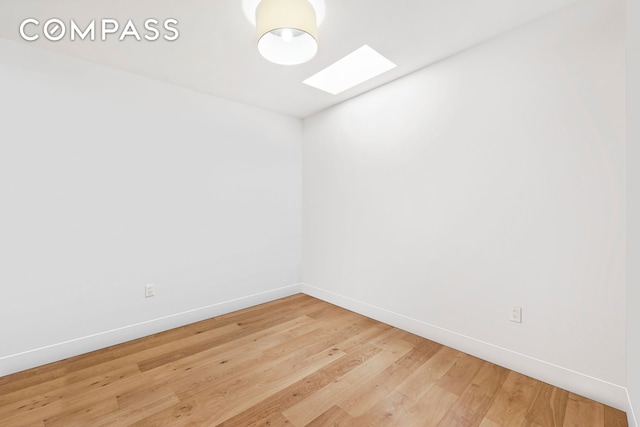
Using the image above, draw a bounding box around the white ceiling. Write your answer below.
[0,0,582,118]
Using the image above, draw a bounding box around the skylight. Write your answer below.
[303,45,396,95]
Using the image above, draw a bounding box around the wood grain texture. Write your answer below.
[0,294,628,426]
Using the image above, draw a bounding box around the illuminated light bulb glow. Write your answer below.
[281,28,293,43]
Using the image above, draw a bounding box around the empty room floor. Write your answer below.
[0,294,628,426]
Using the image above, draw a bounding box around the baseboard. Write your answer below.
[628,389,639,427]
[0,283,302,377]
[301,283,629,412]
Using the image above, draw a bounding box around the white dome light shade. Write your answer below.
[256,0,318,65]
[242,0,325,26]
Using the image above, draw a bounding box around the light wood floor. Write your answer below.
[0,294,628,426]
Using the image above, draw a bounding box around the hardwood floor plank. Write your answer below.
[436,352,486,396]
[170,328,340,401]
[332,320,393,354]
[112,294,322,361]
[0,358,131,407]
[479,419,503,427]
[394,338,442,371]
[354,389,415,426]
[369,327,413,350]
[563,393,605,427]
[436,361,510,426]
[102,320,316,415]
[94,391,181,427]
[42,396,120,427]
[338,362,411,417]
[0,357,135,407]
[12,387,121,427]
[282,341,412,426]
[244,411,293,427]
[524,381,569,427]
[136,314,312,372]
[305,405,354,426]
[0,349,115,397]
[130,321,243,370]
[218,343,383,426]
[3,410,50,427]
[114,332,304,412]
[0,295,627,427]
[395,344,461,400]
[482,371,540,426]
[0,364,140,421]
[397,385,458,426]
[1,363,146,426]
[133,345,344,426]
[604,405,629,427]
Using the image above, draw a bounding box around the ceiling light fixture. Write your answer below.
[243,0,324,65]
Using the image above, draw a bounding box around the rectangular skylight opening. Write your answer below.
[303,45,396,95]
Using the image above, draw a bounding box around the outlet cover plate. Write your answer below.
[510,307,522,323]
[145,284,155,298]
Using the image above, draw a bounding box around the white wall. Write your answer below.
[627,0,639,424]
[0,39,302,375]
[303,0,626,410]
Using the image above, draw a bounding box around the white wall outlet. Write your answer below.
[145,284,155,298]
[510,307,522,323]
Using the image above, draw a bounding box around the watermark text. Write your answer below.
[19,18,179,42]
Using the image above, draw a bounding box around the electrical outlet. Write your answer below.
[145,284,155,298]
[510,307,522,323]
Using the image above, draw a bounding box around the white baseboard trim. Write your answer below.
[0,283,302,377]
[301,283,629,412]
[628,389,639,427]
